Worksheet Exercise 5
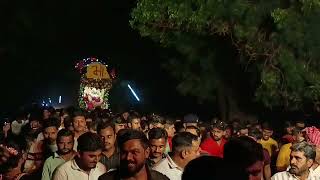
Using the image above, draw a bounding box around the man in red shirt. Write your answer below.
[200,120,227,158]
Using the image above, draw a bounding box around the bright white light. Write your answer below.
[128,84,140,102]
[48,98,52,104]
[59,96,62,104]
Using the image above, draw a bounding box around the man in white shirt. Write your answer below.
[11,115,28,135]
[71,111,88,149]
[272,141,320,180]
[153,132,201,180]
[53,132,106,180]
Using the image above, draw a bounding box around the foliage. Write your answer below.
[131,0,320,109]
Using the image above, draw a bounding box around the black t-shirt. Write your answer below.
[98,167,169,180]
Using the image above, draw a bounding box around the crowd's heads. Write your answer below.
[248,127,262,141]
[148,128,167,159]
[97,122,116,151]
[127,113,141,130]
[252,123,262,132]
[112,115,127,134]
[117,129,150,177]
[43,107,55,119]
[210,119,227,141]
[224,136,264,180]
[295,120,306,129]
[172,132,200,166]
[56,129,74,155]
[29,114,42,132]
[164,117,176,137]
[289,142,315,176]
[148,114,165,129]
[88,120,99,134]
[183,114,199,127]
[284,121,294,135]
[185,125,201,139]
[140,120,149,133]
[76,132,104,170]
[224,125,234,139]
[238,124,249,137]
[122,111,130,120]
[292,127,305,143]
[77,132,104,152]
[261,122,273,141]
[42,118,59,144]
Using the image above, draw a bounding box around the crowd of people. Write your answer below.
[0,106,320,180]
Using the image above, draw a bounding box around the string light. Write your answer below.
[75,57,109,73]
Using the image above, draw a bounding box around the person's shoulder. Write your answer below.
[97,162,107,171]
[270,138,278,143]
[17,173,32,180]
[153,157,171,173]
[200,137,213,146]
[52,161,72,179]
[97,162,106,168]
[150,169,170,180]
[11,120,18,125]
[55,160,71,170]
[43,155,55,165]
[282,143,292,148]
[154,156,169,167]
[271,171,289,179]
[98,170,118,180]
[311,166,320,176]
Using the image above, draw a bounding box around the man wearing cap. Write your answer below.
[200,120,227,158]
[183,114,199,128]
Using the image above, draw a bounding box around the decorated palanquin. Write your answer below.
[75,57,115,111]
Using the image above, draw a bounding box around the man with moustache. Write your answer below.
[53,132,106,180]
[153,132,201,180]
[147,128,168,167]
[99,129,169,180]
[41,118,60,160]
[128,114,142,131]
[42,129,76,180]
[272,142,320,180]
[276,127,305,172]
[200,120,227,158]
[98,122,120,170]
[72,110,88,150]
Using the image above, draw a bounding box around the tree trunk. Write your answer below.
[217,83,240,122]
[217,86,228,122]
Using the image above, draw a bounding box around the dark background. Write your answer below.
[1,1,318,126]
[0,0,214,119]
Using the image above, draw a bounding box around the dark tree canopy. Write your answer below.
[131,0,320,118]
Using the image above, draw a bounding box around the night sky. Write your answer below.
[0,1,214,118]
